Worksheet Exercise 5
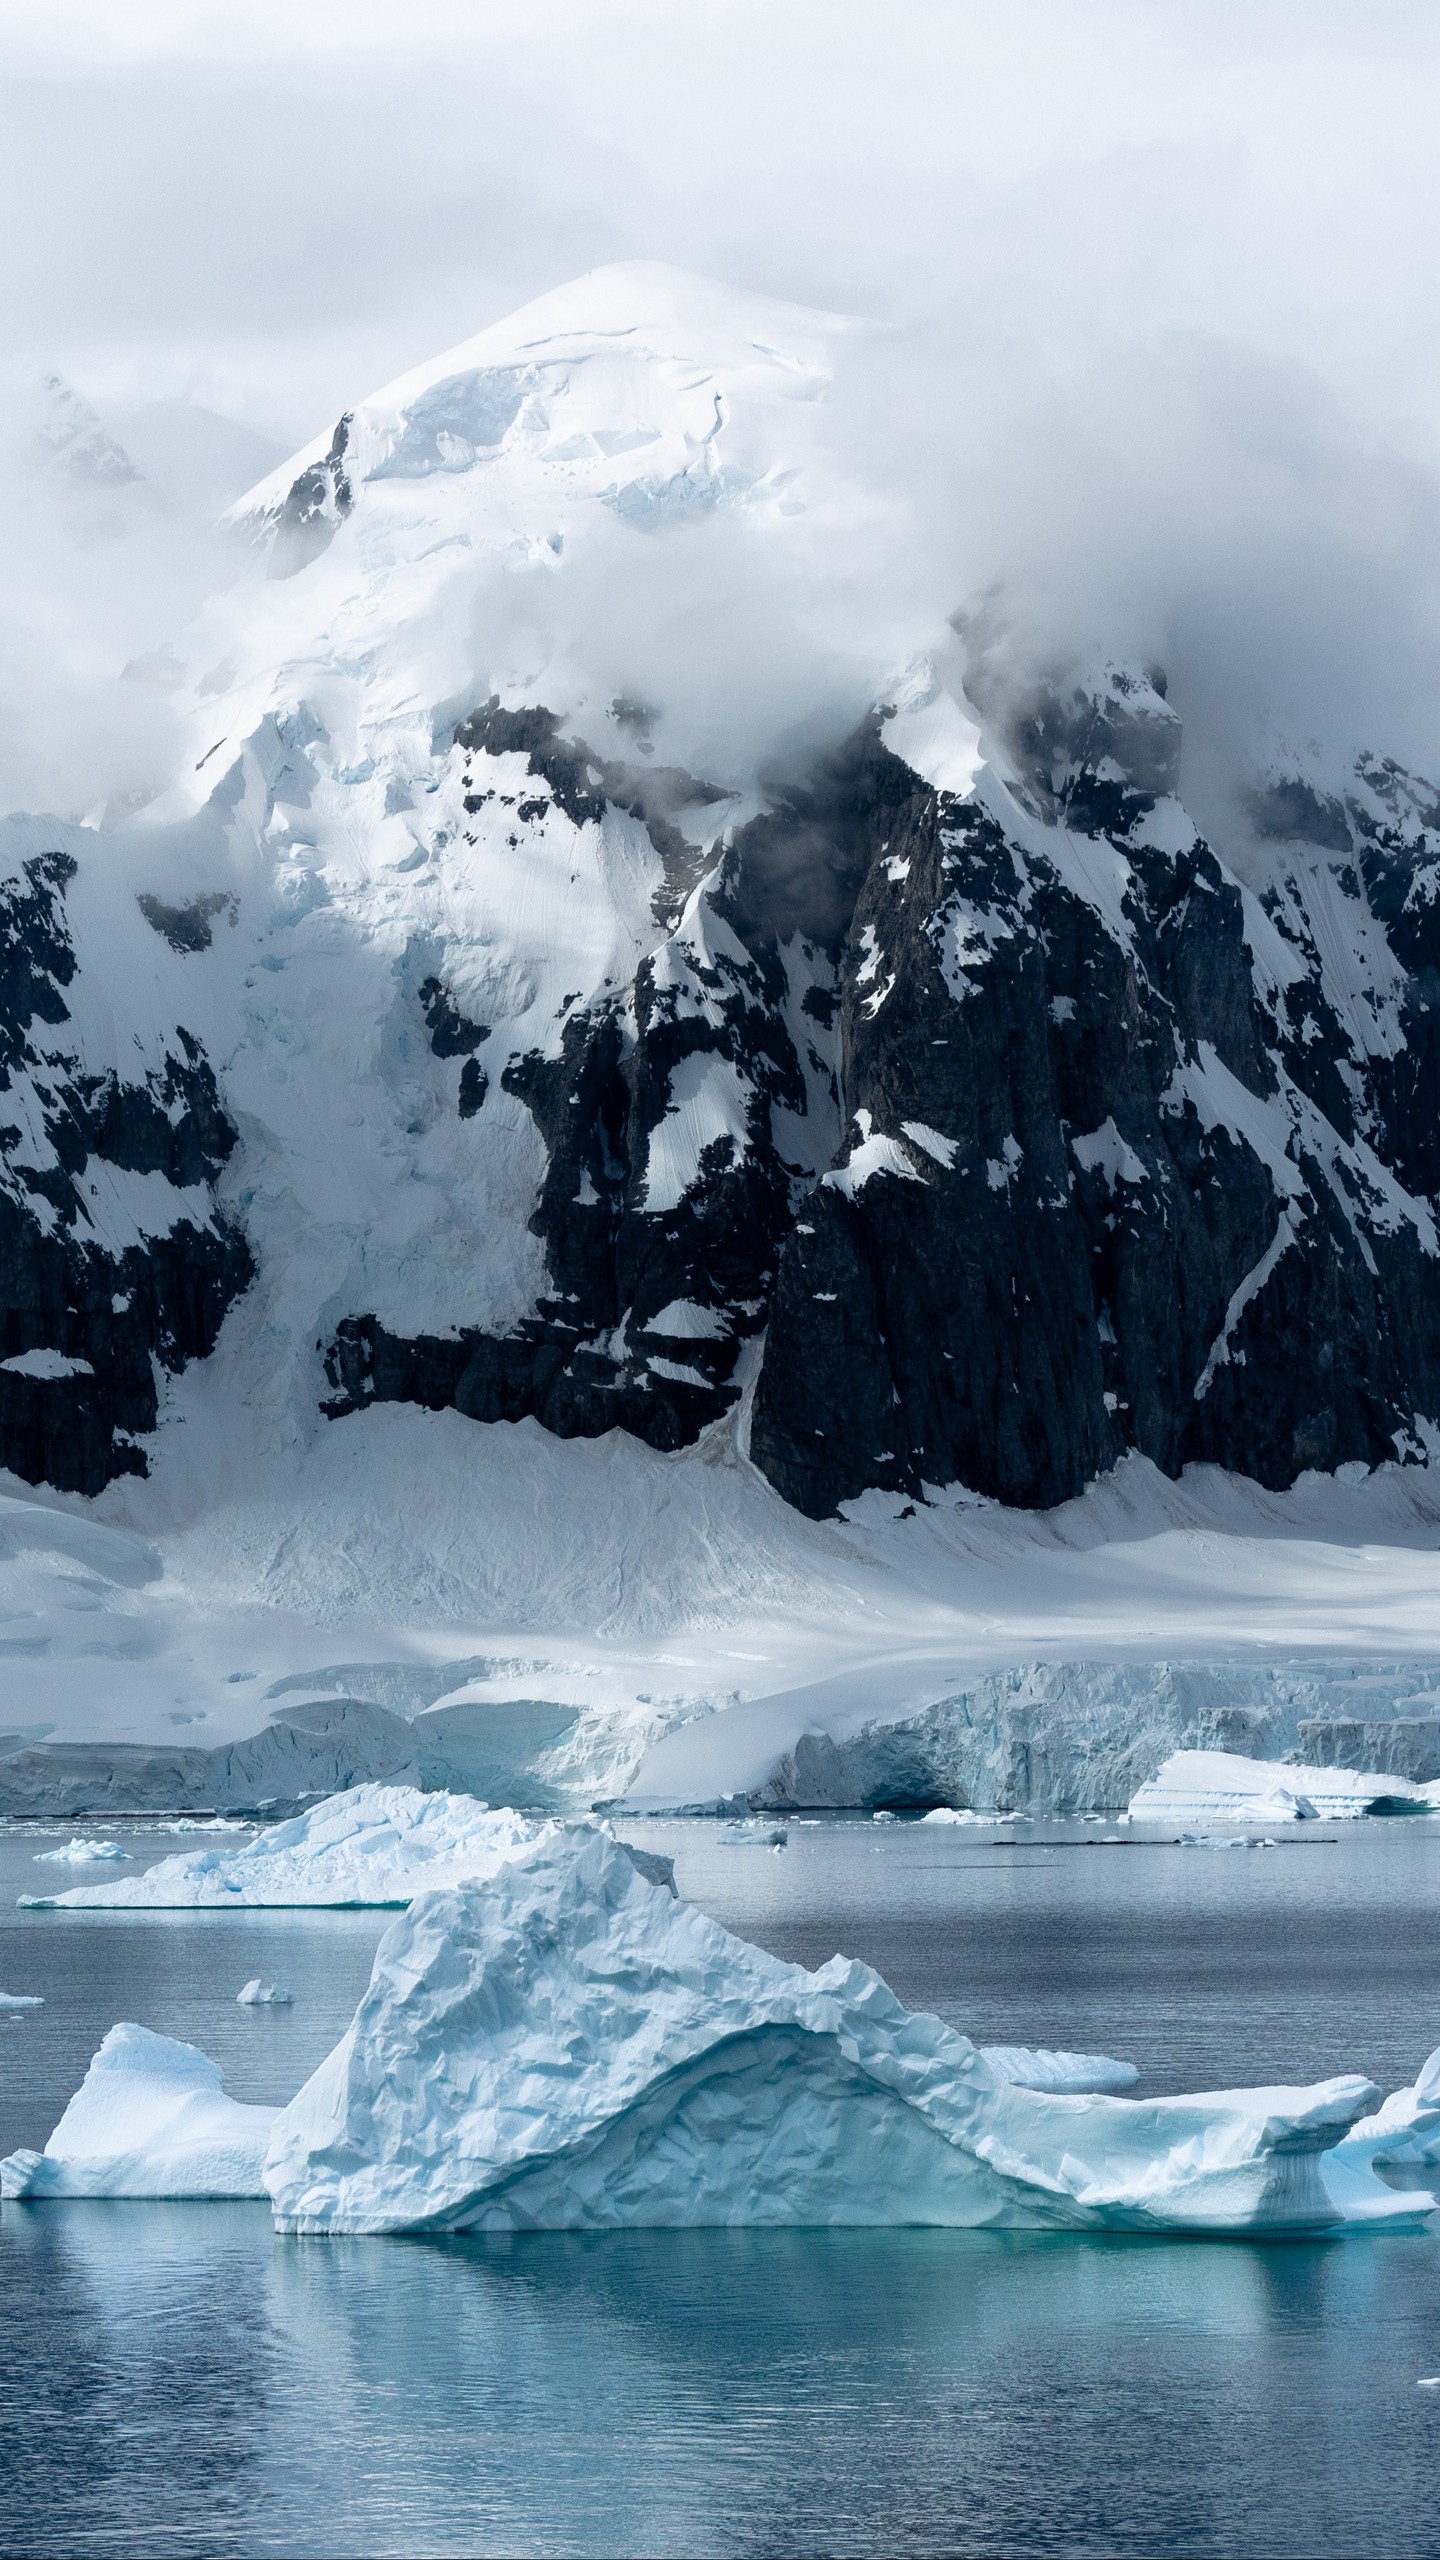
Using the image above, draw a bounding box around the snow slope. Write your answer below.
[8,1433,1440,1815]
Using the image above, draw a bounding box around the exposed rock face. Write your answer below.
[5,645,1440,1519]
[322,704,849,1453]
[753,673,1440,1512]
[317,665,1440,1516]
[0,830,253,1493]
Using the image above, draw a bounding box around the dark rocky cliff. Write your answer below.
[6,665,1440,1519]
[0,836,253,1493]
[319,668,1440,1514]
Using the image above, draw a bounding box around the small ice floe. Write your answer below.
[717,1823,788,1849]
[0,1990,44,2009]
[1179,1833,1278,1851]
[163,1817,251,1834]
[237,1980,293,2006]
[871,1810,899,1824]
[1418,2379,1440,2389]
[921,1808,1001,1826]
[32,1837,130,1865]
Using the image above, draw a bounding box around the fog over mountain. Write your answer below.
[6,2,1440,821]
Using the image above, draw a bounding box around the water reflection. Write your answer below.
[5,2208,1440,2557]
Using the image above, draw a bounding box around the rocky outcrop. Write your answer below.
[0,834,253,1494]
[754,675,1440,1512]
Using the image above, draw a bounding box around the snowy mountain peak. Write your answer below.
[161,265,859,818]
[227,261,852,581]
[36,373,142,491]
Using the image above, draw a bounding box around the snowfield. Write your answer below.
[7,1434,1440,1816]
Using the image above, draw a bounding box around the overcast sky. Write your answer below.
[4,0,1440,812]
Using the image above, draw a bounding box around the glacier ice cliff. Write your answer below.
[261,1826,1428,2236]
[623,1659,1440,1818]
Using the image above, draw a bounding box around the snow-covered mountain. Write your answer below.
[7,260,1440,1814]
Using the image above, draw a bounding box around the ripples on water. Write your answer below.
[5,1818,1440,2557]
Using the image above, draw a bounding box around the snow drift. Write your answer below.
[262,1826,1427,2236]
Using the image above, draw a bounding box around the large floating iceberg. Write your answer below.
[17,1783,550,1909]
[1125,1749,1438,1826]
[262,1827,1430,2236]
[1,2024,278,2198]
[11,1823,1435,2234]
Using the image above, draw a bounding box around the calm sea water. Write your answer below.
[4,1815,1440,2558]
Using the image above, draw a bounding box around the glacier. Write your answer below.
[2,262,1440,1817]
[17,1784,550,1908]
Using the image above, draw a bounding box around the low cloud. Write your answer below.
[3,1,1440,827]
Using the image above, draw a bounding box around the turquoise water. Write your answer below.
[5,1817,1440,2555]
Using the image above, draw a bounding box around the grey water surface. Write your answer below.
[4,1815,1440,2558]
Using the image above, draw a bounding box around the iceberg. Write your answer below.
[32,1837,131,1865]
[1126,1749,1435,1826]
[0,2024,278,2199]
[261,1826,1429,2236]
[0,1989,43,2008]
[1317,2048,1440,2223]
[1330,2046,1440,2173]
[237,1979,293,2006]
[17,1783,551,1908]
